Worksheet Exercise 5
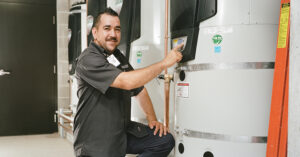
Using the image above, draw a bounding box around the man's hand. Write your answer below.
[149,121,170,137]
[161,43,184,68]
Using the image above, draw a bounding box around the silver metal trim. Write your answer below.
[56,110,74,122]
[70,10,86,14]
[131,117,164,125]
[131,117,148,124]
[183,129,267,143]
[176,62,274,72]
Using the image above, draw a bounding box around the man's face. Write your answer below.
[92,14,121,53]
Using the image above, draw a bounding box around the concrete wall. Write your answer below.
[57,0,70,110]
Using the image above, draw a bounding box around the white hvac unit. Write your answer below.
[128,0,176,131]
[68,4,87,114]
[171,0,280,156]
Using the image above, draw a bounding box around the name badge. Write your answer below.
[107,54,121,67]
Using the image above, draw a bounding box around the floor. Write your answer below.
[0,133,74,157]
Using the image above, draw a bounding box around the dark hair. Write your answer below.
[93,7,119,28]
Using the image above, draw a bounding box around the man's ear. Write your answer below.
[92,27,97,40]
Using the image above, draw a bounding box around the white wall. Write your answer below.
[289,1,300,156]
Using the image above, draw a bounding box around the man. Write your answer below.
[73,8,183,157]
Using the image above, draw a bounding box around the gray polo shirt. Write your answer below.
[73,41,146,157]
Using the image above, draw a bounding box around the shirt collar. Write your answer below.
[90,41,117,56]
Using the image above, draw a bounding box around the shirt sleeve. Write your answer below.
[125,61,144,96]
[76,52,122,94]
[128,66,144,96]
[130,86,144,97]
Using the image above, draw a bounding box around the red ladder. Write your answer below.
[266,0,290,157]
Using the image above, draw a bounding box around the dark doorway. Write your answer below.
[0,0,57,136]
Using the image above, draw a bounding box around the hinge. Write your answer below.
[53,16,56,24]
[54,65,56,74]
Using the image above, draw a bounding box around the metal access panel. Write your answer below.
[172,0,281,156]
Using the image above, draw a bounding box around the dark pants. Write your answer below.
[126,126,175,157]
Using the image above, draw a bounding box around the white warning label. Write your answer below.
[176,83,189,98]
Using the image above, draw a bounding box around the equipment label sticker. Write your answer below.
[212,34,223,53]
[214,46,221,53]
[277,3,290,48]
[212,34,223,45]
[176,83,189,98]
[136,51,142,64]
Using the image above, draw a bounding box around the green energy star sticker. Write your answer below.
[212,34,223,45]
[137,51,142,57]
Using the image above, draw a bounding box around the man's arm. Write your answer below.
[111,43,183,90]
[135,88,169,137]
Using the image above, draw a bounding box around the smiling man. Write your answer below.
[73,8,183,157]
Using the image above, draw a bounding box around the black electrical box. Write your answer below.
[68,6,82,75]
[170,0,217,62]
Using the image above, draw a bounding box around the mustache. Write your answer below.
[106,37,118,42]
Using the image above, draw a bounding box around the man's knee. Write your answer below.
[160,133,175,152]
